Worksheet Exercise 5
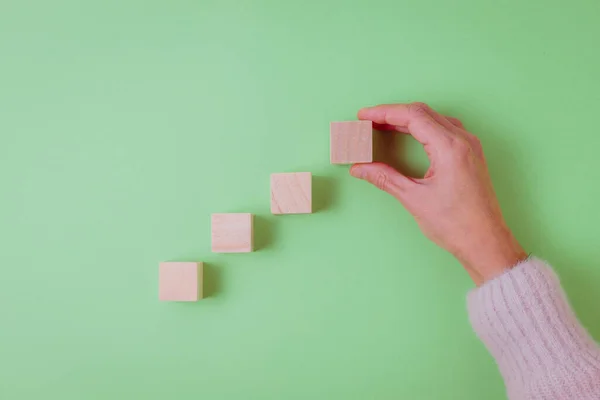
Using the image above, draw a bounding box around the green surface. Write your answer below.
[2,0,600,399]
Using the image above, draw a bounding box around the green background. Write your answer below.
[2,0,600,399]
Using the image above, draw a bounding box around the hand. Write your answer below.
[350,103,527,285]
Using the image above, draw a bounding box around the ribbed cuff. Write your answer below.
[467,257,600,398]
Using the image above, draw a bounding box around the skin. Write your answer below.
[350,103,528,286]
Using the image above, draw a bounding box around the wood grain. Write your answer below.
[211,213,254,253]
[159,262,203,301]
[271,172,312,214]
[330,120,373,164]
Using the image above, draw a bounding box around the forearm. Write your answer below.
[468,257,600,399]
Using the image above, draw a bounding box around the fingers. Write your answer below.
[360,103,465,136]
[349,162,414,199]
[446,116,464,129]
[357,103,450,145]
[373,122,411,134]
[374,117,463,134]
[423,107,462,132]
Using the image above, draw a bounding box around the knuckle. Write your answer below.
[449,117,464,128]
[466,134,483,152]
[374,171,390,191]
[451,138,472,159]
[408,102,431,117]
[439,134,456,149]
[439,133,484,164]
[413,112,439,131]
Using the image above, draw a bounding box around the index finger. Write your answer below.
[357,103,450,145]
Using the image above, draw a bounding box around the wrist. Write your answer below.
[455,226,527,286]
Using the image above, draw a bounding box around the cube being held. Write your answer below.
[271,172,312,214]
[211,213,254,253]
[330,120,373,164]
[159,262,203,301]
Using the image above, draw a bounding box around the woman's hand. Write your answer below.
[350,103,527,285]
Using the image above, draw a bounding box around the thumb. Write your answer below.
[349,163,413,199]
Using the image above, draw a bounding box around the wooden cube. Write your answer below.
[211,213,253,253]
[271,172,312,214]
[330,120,373,164]
[159,262,202,301]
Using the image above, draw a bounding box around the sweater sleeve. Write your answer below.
[467,257,600,400]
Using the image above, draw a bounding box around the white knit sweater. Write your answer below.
[468,258,600,399]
